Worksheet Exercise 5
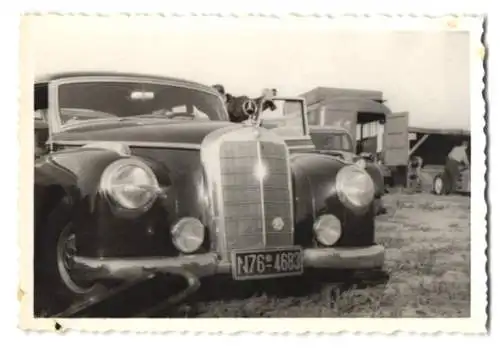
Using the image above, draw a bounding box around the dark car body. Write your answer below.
[33,72,385,316]
[309,126,387,214]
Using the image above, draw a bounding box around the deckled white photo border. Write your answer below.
[17,13,487,333]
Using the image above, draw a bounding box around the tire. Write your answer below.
[34,199,100,317]
[374,198,387,215]
[432,174,448,195]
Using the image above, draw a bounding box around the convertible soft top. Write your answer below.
[34,71,217,96]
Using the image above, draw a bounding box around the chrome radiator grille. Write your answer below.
[219,140,294,251]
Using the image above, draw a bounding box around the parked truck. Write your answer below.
[299,87,410,188]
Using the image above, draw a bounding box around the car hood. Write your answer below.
[51,119,235,146]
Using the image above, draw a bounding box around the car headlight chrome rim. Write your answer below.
[171,217,205,254]
[100,158,160,212]
[313,214,342,246]
[335,165,375,213]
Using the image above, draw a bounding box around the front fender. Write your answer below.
[363,163,385,197]
[37,147,125,195]
[290,153,346,246]
[35,147,182,258]
[34,148,124,231]
[290,152,376,247]
[315,151,385,198]
[291,153,346,220]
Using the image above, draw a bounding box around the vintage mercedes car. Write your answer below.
[34,72,385,317]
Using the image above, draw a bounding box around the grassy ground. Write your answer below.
[187,192,471,318]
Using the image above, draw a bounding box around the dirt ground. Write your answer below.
[185,192,471,318]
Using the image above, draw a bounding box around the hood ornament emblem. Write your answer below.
[242,99,257,117]
[242,99,261,127]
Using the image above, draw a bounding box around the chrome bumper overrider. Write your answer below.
[73,245,385,281]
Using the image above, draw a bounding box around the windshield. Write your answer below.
[57,81,227,126]
[310,131,353,152]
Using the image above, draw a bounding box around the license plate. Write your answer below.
[231,247,303,280]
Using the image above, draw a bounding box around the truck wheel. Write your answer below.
[34,202,100,317]
[433,174,448,195]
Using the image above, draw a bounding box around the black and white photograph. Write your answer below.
[19,13,487,332]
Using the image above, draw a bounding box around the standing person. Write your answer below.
[408,155,423,192]
[445,139,469,192]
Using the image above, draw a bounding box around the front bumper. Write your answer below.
[73,245,385,282]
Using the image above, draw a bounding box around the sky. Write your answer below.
[27,16,472,130]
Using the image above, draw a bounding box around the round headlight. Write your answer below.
[335,165,375,212]
[313,214,342,246]
[100,158,159,211]
[171,217,205,254]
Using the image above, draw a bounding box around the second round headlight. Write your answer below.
[171,217,205,254]
[313,214,342,246]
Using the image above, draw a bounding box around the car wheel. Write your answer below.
[433,174,447,195]
[34,201,101,317]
